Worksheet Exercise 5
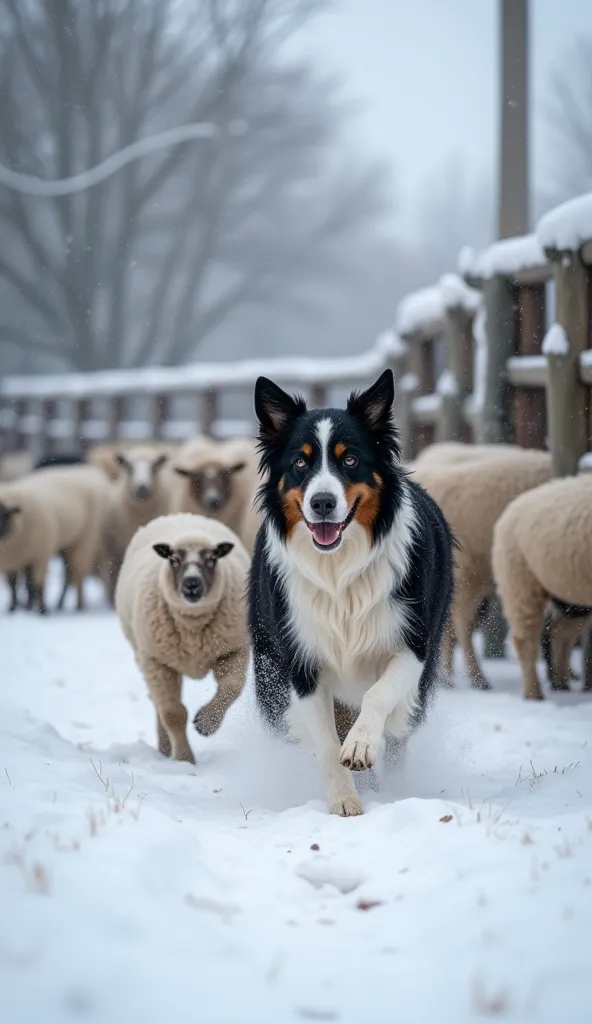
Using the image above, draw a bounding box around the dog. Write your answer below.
[248,369,454,816]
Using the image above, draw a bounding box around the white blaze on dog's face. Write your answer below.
[301,418,349,548]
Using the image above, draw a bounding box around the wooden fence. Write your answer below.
[2,192,592,477]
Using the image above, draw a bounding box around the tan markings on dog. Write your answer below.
[346,482,381,537]
[301,443,313,457]
[373,472,383,487]
[334,442,347,458]
[283,486,305,538]
[278,475,285,493]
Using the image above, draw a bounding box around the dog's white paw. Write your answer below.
[339,727,379,772]
[328,792,364,817]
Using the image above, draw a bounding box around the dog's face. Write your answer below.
[254,370,402,552]
[153,540,234,604]
[173,462,246,516]
[0,502,21,541]
[116,452,168,503]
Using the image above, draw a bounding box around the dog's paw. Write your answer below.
[339,734,378,772]
[328,793,364,817]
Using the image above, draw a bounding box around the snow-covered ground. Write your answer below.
[1,570,592,1024]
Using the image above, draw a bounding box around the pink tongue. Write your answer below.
[312,522,340,546]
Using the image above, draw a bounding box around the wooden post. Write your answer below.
[546,253,589,476]
[149,394,169,441]
[478,275,517,443]
[39,398,56,457]
[4,397,27,452]
[445,307,474,396]
[71,398,89,455]
[437,389,461,442]
[309,384,327,409]
[398,374,419,461]
[201,389,219,436]
[107,396,124,443]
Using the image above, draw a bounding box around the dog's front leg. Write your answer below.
[294,685,363,817]
[339,651,423,771]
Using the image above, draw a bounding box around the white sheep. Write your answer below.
[411,451,552,689]
[414,440,527,470]
[88,441,179,482]
[0,465,109,613]
[492,473,592,700]
[115,513,249,762]
[169,436,260,553]
[100,445,173,602]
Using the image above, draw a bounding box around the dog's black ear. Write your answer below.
[255,377,306,441]
[213,541,234,560]
[153,543,173,560]
[347,370,394,433]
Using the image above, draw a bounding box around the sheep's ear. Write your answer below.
[153,454,169,472]
[173,467,193,478]
[213,541,234,560]
[153,543,173,561]
[227,461,246,475]
[8,505,22,517]
[115,452,131,471]
[347,370,394,433]
[255,377,306,442]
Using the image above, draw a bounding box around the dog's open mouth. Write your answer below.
[300,498,360,551]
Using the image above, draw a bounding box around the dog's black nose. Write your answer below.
[182,577,204,602]
[310,492,337,518]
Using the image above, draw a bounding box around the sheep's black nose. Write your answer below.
[135,484,151,501]
[310,492,337,518]
[182,577,204,603]
[203,495,222,513]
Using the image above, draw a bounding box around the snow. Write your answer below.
[465,304,487,416]
[436,369,460,397]
[438,274,480,313]
[542,323,570,357]
[580,350,592,368]
[459,235,546,281]
[396,286,444,337]
[537,192,592,252]
[578,452,592,471]
[2,569,592,1024]
[412,393,441,416]
[373,329,407,360]
[0,337,396,401]
[399,372,420,393]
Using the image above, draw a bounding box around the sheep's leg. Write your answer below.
[56,552,70,611]
[140,657,194,763]
[194,649,247,736]
[548,613,592,690]
[494,534,546,700]
[453,579,492,690]
[27,562,48,615]
[7,573,19,612]
[156,714,172,757]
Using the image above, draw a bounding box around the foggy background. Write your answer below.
[1,0,591,379]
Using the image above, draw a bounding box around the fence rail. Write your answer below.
[2,191,592,476]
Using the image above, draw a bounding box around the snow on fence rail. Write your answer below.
[3,191,592,472]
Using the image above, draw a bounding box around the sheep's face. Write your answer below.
[153,540,234,604]
[173,461,246,516]
[116,452,168,503]
[0,502,22,540]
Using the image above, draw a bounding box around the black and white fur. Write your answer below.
[248,370,454,816]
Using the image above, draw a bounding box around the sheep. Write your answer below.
[0,465,109,613]
[492,473,592,700]
[115,513,249,762]
[100,445,173,602]
[169,436,260,553]
[88,441,179,482]
[413,440,528,470]
[411,451,552,689]
[0,451,34,482]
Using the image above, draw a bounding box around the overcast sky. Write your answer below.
[300,0,592,239]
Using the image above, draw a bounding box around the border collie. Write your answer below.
[248,370,453,816]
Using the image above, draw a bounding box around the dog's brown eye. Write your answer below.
[294,457,307,470]
[343,455,358,468]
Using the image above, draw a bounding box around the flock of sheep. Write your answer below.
[1,433,590,761]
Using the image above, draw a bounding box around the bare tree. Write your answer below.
[0,0,388,372]
[542,34,592,207]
